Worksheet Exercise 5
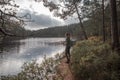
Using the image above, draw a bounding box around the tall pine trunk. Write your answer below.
[102,0,106,42]
[74,3,88,40]
[110,0,119,50]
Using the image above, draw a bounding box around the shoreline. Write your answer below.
[0,51,74,80]
[0,37,65,76]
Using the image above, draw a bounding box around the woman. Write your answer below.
[65,32,71,63]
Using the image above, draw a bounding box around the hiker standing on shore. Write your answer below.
[65,32,71,63]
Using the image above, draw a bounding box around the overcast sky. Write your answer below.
[15,0,78,30]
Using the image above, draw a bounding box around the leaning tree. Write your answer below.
[0,0,32,36]
[35,0,109,40]
[0,0,21,36]
[35,0,88,39]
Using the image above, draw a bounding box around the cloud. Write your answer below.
[17,9,63,30]
[15,0,78,30]
[15,0,80,30]
[28,14,62,27]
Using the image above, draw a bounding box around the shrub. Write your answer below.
[71,39,120,80]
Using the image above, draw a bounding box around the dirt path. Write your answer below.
[57,57,74,80]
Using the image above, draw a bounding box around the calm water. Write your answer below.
[0,37,65,76]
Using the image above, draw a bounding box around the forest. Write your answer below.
[0,0,120,80]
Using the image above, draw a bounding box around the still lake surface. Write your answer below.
[0,37,65,76]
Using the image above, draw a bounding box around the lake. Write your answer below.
[0,37,65,76]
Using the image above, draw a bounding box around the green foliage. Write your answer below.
[71,38,120,80]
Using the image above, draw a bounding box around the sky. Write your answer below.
[15,0,78,30]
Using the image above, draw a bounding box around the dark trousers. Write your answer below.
[65,46,70,62]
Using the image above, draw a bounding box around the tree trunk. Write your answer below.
[0,13,14,36]
[102,0,106,42]
[110,0,119,50]
[74,3,88,40]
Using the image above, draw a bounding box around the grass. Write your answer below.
[71,36,120,80]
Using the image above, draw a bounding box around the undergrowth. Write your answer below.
[71,37,120,80]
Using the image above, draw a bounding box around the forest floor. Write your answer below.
[57,57,74,80]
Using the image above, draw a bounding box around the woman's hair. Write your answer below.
[65,32,70,37]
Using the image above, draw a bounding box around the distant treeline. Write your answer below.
[31,24,80,37]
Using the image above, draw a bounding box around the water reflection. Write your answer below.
[0,37,65,76]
